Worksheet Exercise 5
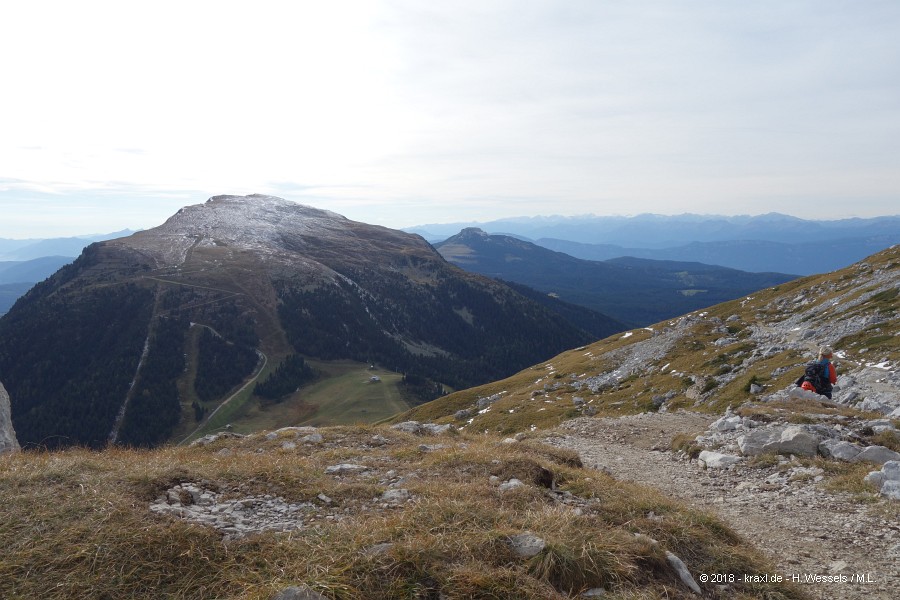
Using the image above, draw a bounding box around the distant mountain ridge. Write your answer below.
[435,228,797,327]
[0,231,137,314]
[0,256,78,315]
[0,195,610,449]
[0,230,136,261]
[408,213,900,274]
[537,235,900,276]
[408,213,900,245]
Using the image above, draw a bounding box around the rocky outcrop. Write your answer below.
[0,382,20,454]
[737,425,821,457]
[390,421,453,435]
[865,461,900,500]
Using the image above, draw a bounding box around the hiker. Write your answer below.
[795,345,838,399]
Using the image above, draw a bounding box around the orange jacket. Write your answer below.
[822,360,837,384]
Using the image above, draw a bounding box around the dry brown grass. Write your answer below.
[669,433,703,459]
[0,426,809,600]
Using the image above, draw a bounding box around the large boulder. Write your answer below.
[852,445,900,465]
[738,428,780,456]
[738,425,820,457]
[0,382,20,454]
[865,461,900,500]
[818,439,863,461]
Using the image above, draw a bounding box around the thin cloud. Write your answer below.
[1,1,898,236]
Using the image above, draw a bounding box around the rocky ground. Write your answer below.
[545,412,899,600]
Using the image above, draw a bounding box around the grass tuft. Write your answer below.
[0,427,810,599]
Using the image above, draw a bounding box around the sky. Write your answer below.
[1,0,899,238]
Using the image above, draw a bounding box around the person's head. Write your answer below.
[818,345,833,361]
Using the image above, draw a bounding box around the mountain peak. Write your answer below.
[456,227,489,238]
[119,195,354,267]
[0,197,598,448]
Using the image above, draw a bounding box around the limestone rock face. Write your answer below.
[0,382,20,454]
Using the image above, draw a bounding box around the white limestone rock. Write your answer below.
[852,445,900,465]
[499,478,525,492]
[507,532,546,558]
[779,426,822,456]
[883,460,900,481]
[789,386,824,401]
[420,423,452,435]
[665,551,702,594]
[381,489,410,504]
[863,461,900,499]
[818,439,863,461]
[325,463,369,475]
[271,585,330,600]
[391,421,424,434]
[710,415,743,432]
[738,425,820,457]
[864,470,886,489]
[0,382,20,454]
[698,451,743,469]
[880,480,900,501]
[738,428,780,456]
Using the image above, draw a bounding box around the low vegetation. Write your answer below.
[0,426,807,599]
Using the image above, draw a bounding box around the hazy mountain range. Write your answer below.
[0,230,135,261]
[407,213,900,275]
[0,231,136,315]
[436,228,796,327]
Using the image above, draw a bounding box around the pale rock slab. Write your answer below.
[818,439,862,461]
[852,445,900,465]
[737,425,820,457]
[0,382,20,454]
[507,532,546,558]
[698,450,742,469]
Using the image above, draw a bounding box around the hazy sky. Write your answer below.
[2,1,899,238]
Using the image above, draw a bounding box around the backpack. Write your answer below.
[802,362,828,394]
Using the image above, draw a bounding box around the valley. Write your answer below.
[211,360,413,437]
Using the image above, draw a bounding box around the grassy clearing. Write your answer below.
[294,362,410,427]
[0,427,808,600]
[180,360,411,441]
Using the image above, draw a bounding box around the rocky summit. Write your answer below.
[0,195,597,449]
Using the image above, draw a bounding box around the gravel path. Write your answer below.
[545,412,899,600]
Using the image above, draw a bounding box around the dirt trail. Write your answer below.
[545,412,899,600]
